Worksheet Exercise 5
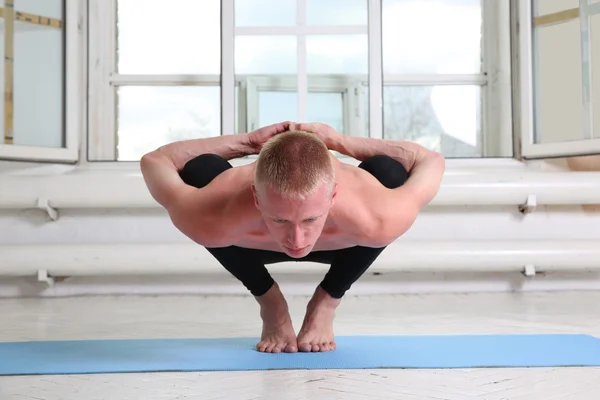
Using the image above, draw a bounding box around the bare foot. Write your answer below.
[297,286,341,352]
[255,283,298,353]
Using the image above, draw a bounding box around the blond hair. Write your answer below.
[254,131,335,200]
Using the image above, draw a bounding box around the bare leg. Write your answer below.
[296,286,341,352]
[255,282,298,353]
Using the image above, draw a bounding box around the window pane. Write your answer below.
[235,36,297,74]
[533,20,585,144]
[116,86,221,161]
[235,0,296,26]
[0,3,64,148]
[382,0,482,74]
[259,92,298,126]
[259,92,344,133]
[307,35,368,74]
[383,86,482,158]
[117,0,220,74]
[307,0,368,25]
[534,0,579,16]
[308,93,344,133]
[15,0,62,19]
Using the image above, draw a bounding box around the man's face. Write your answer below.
[252,182,336,258]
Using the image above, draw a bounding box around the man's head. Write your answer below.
[252,131,337,258]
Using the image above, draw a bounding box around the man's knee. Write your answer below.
[358,154,408,189]
[178,153,232,189]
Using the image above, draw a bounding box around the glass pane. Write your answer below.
[593,14,600,138]
[259,92,298,127]
[382,0,482,74]
[308,93,344,133]
[235,0,295,26]
[383,86,482,158]
[117,0,220,74]
[0,3,64,148]
[14,0,62,19]
[116,86,221,161]
[307,0,368,25]
[235,36,296,74]
[534,0,579,16]
[259,92,344,133]
[533,20,585,144]
[307,35,368,74]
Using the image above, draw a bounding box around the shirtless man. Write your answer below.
[140,121,445,354]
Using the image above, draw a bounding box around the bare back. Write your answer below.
[175,157,405,252]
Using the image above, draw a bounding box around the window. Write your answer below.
[88,0,221,161]
[0,0,79,163]
[88,0,512,162]
[520,0,600,158]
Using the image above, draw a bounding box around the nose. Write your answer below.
[287,225,304,248]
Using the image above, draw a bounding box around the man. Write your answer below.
[140,122,445,354]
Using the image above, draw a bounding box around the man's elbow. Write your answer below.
[428,151,446,174]
[371,213,418,247]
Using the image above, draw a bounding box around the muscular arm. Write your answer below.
[333,136,445,241]
[140,133,259,245]
[140,133,255,208]
[152,133,256,172]
[334,136,445,207]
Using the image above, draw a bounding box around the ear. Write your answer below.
[330,183,338,205]
[251,184,260,209]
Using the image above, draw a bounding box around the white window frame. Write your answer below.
[518,0,600,159]
[0,0,83,163]
[88,0,223,161]
[241,74,365,137]
[87,0,514,163]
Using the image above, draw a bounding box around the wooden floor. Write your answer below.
[2,291,600,399]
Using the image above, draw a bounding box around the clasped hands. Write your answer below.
[247,121,341,153]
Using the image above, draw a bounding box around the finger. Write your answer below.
[259,121,290,134]
[295,122,314,132]
[279,121,294,132]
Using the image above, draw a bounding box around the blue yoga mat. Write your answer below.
[1,334,600,376]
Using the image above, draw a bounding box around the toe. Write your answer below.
[298,342,312,352]
[284,343,298,353]
[311,343,320,352]
[321,342,331,352]
[271,345,282,353]
[265,343,276,353]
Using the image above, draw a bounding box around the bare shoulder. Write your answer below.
[167,164,257,247]
[332,159,420,246]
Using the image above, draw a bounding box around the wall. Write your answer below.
[2,2,600,298]
[2,161,600,298]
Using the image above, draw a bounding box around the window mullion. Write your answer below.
[368,0,383,139]
[88,0,117,161]
[481,0,513,157]
[221,0,235,136]
[297,0,308,123]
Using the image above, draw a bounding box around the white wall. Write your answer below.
[2,2,600,298]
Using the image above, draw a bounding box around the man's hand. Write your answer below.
[290,122,343,150]
[247,121,293,153]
